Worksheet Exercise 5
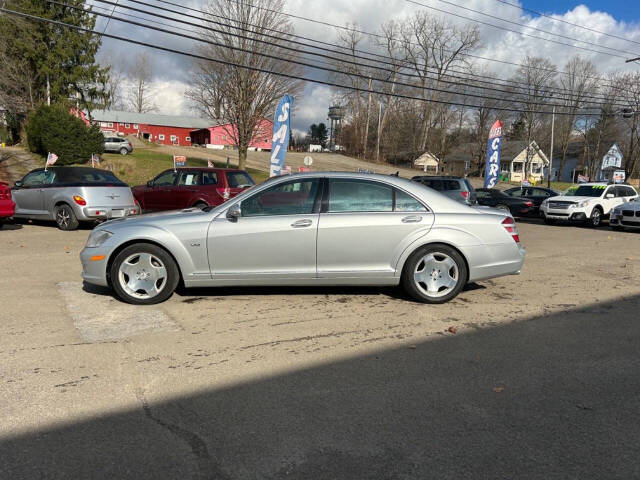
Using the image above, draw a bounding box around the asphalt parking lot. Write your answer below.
[1,219,640,479]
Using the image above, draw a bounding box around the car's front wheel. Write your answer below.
[55,204,79,230]
[402,244,467,304]
[110,243,180,305]
[588,207,603,228]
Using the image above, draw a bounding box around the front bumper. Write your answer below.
[80,246,111,287]
[79,205,139,221]
[610,211,640,229]
[540,206,588,222]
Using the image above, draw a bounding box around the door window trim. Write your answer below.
[239,178,323,217]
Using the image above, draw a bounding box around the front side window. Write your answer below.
[395,189,427,212]
[153,170,178,187]
[22,170,55,187]
[329,179,393,213]
[241,179,320,217]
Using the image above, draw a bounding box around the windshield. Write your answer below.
[573,185,607,197]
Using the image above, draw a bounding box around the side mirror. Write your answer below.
[226,203,241,222]
[146,180,153,188]
[14,181,23,188]
[605,193,614,199]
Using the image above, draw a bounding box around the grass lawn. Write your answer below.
[101,148,270,186]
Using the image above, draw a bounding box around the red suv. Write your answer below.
[0,182,15,228]
[132,168,255,212]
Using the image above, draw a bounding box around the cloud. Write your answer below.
[96,0,640,121]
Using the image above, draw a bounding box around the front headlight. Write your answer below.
[573,200,590,208]
[85,229,113,248]
[541,199,549,207]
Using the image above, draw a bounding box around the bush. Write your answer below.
[26,104,104,165]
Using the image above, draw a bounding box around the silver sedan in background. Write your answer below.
[12,167,138,230]
[80,172,526,304]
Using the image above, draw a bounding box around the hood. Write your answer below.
[615,200,640,210]
[546,195,593,203]
[99,207,208,229]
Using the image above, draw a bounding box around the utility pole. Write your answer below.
[363,78,372,159]
[548,105,555,188]
[625,57,640,63]
[376,101,382,163]
[46,74,50,106]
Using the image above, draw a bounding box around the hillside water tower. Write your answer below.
[327,105,344,151]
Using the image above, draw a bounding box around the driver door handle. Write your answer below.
[291,219,313,228]
[401,215,423,223]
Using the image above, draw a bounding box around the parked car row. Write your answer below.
[5,166,255,230]
[410,175,640,230]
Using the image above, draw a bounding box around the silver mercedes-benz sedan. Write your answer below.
[80,172,525,305]
[12,167,138,230]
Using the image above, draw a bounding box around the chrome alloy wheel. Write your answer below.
[118,252,167,299]
[56,207,71,228]
[413,252,459,298]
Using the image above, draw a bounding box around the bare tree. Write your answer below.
[401,12,480,152]
[126,52,157,114]
[555,56,599,177]
[617,72,640,177]
[101,51,127,110]
[187,0,303,170]
[510,56,557,173]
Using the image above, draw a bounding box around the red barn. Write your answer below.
[87,110,211,146]
[190,118,273,151]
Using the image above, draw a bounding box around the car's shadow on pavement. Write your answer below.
[2,293,639,479]
[0,222,22,230]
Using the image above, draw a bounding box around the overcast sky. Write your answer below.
[94,0,640,134]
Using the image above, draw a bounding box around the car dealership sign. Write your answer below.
[484,120,503,189]
[270,95,293,177]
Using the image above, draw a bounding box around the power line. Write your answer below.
[0,5,605,116]
[68,1,626,110]
[491,0,640,48]
[84,0,630,106]
[404,0,635,60]
[429,0,640,58]
[213,0,626,84]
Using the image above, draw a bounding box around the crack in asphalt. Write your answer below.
[135,389,230,480]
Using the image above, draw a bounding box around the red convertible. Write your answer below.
[132,168,255,212]
[0,182,15,227]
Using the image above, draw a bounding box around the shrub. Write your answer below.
[26,104,104,165]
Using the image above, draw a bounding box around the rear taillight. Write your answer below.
[460,191,469,199]
[502,217,520,243]
[0,188,9,200]
[216,188,231,200]
[525,201,533,207]
[73,195,87,206]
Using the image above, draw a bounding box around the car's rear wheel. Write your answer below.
[588,207,603,228]
[55,204,79,230]
[110,243,179,305]
[402,244,467,304]
[119,147,128,155]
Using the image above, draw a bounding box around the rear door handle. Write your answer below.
[291,219,313,228]
[401,215,423,223]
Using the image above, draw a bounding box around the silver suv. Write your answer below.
[103,136,133,155]
[411,176,477,206]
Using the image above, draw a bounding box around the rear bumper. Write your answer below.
[466,243,526,283]
[0,200,15,218]
[79,205,139,221]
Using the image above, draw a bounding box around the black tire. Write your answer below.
[110,243,180,305]
[401,243,467,304]
[193,201,208,210]
[55,204,79,231]
[588,207,603,228]
[119,147,129,155]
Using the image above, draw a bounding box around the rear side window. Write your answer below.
[421,179,442,191]
[226,172,254,188]
[178,172,199,186]
[395,189,427,212]
[202,172,218,185]
[329,180,393,212]
[442,180,461,191]
[623,186,637,196]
